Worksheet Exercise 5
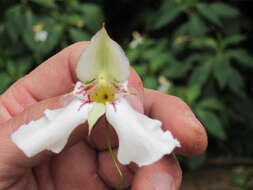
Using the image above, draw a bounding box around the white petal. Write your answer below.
[106,98,180,167]
[11,99,93,157]
[76,27,130,82]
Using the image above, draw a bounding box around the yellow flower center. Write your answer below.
[88,77,116,104]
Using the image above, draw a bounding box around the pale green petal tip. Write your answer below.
[99,25,109,38]
[76,25,130,83]
[88,103,106,135]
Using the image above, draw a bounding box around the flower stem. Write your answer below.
[105,120,125,188]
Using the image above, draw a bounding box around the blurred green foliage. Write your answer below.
[126,0,253,169]
[232,168,253,190]
[0,0,253,169]
[0,0,103,92]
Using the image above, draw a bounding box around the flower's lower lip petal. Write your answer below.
[106,98,180,167]
[11,99,93,157]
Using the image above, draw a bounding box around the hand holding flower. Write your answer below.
[0,29,207,189]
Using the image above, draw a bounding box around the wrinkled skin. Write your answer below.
[0,42,207,190]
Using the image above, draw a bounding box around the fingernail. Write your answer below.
[148,173,176,190]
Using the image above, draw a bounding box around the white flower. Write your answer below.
[129,31,144,48]
[11,27,180,167]
[34,30,48,42]
[158,76,171,93]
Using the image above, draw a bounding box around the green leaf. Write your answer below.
[186,85,201,104]
[5,5,24,42]
[0,58,4,68]
[151,1,183,30]
[222,35,246,48]
[227,67,244,96]
[190,38,218,50]
[226,49,253,68]
[43,24,63,53]
[198,98,224,111]
[150,54,168,73]
[210,3,239,18]
[164,60,192,79]
[196,109,226,140]
[30,0,56,8]
[213,54,244,92]
[16,58,32,78]
[196,3,221,26]
[189,61,212,88]
[22,10,36,51]
[189,14,206,37]
[213,56,231,88]
[6,60,17,79]
[69,28,91,42]
[174,22,189,36]
[126,48,141,62]
[144,76,157,89]
[79,3,104,32]
[88,103,106,135]
[0,73,12,93]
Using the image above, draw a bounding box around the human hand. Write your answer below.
[0,42,207,190]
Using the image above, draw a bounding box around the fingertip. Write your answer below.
[144,89,208,156]
[132,155,182,190]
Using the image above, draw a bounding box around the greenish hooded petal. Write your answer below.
[88,103,106,135]
[76,27,130,82]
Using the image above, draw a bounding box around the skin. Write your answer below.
[0,42,207,190]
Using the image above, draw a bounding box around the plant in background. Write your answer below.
[232,168,253,190]
[127,0,253,169]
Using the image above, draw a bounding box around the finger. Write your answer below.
[131,155,182,190]
[0,96,89,176]
[49,141,109,190]
[98,149,134,189]
[0,41,89,123]
[144,89,208,156]
[87,69,144,151]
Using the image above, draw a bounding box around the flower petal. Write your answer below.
[88,103,106,135]
[106,98,180,167]
[72,81,88,100]
[76,27,130,82]
[11,98,93,157]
